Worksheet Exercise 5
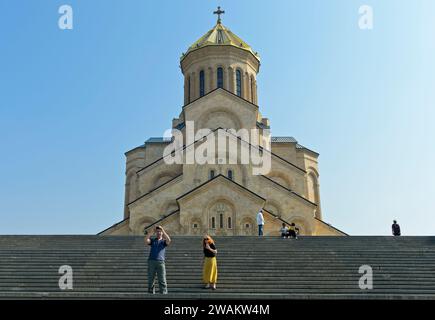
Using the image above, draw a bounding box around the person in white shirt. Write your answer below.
[256,209,265,236]
[280,223,289,238]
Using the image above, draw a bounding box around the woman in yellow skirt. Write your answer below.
[202,235,218,290]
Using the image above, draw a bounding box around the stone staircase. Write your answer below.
[1,235,435,299]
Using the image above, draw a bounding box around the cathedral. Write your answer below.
[100,9,346,237]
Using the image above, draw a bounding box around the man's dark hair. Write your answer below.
[155,226,162,231]
[393,220,397,224]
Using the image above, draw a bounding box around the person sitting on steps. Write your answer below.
[280,223,289,238]
[287,223,299,239]
[392,220,401,236]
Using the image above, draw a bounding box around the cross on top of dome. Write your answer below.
[213,6,225,24]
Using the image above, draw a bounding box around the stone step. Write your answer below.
[3,252,435,256]
[1,278,434,285]
[0,260,432,265]
[3,288,435,295]
[2,291,434,300]
[2,275,434,280]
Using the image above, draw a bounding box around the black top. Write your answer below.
[392,223,401,235]
[204,242,217,257]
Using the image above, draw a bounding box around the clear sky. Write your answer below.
[0,0,434,235]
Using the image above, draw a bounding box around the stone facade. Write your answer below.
[99,19,346,237]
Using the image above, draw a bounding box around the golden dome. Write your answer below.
[181,22,260,62]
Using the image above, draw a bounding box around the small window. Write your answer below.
[211,217,216,229]
[217,67,223,89]
[250,77,254,102]
[199,70,205,97]
[228,217,232,229]
[219,214,224,229]
[245,223,250,228]
[210,170,215,179]
[188,76,191,103]
[236,70,242,97]
[227,169,233,180]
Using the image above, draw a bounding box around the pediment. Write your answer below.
[183,88,259,131]
[176,174,265,206]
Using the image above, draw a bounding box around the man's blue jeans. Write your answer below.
[258,224,264,236]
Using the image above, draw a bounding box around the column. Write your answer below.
[228,67,235,94]
[210,67,216,91]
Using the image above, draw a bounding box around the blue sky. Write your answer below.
[0,0,434,235]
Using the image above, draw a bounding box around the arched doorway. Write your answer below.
[239,217,255,236]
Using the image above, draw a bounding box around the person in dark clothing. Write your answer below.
[392,220,401,236]
[287,223,299,239]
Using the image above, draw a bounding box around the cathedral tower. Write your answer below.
[181,7,260,105]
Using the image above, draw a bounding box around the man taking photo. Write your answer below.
[145,225,171,294]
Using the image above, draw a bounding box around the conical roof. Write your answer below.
[181,22,260,61]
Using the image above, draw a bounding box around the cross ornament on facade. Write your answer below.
[213,6,225,24]
[216,203,226,215]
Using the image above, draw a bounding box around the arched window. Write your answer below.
[250,76,254,102]
[219,214,224,229]
[211,217,216,229]
[228,217,232,229]
[199,70,205,97]
[236,70,242,97]
[227,169,233,180]
[187,76,191,103]
[210,170,215,179]
[217,67,223,89]
[308,172,319,204]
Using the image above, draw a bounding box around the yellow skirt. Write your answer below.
[203,257,218,284]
